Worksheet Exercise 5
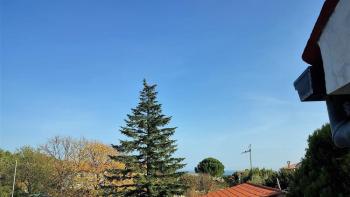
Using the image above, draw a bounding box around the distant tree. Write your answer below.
[81,141,120,174]
[195,158,225,177]
[289,124,350,196]
[104,80,186,196]
[228,168,279,187]
[0,149,18,196]
[73,141,123,196]
[40,136,122,196]
[0,147,56,197]
[40,136,79,196]
[15,147,55,196]
[1,138,125,197]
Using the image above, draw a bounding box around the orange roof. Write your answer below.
[202,183,283,197]
[282,162,301,170]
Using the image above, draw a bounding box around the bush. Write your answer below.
[181,173,228,196]
[264,169,294,190]
[228,168,281,187]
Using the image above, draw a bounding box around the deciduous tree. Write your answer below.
[40,136,78,196]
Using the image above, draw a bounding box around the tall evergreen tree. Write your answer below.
[104,80,186,196]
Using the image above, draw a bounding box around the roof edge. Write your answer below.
[302,0,339,66]
[246,183,282,193]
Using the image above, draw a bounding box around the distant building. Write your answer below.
[281,161,301,171]
[202,183,285,197]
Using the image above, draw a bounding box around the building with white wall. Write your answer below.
[294,0,350,147]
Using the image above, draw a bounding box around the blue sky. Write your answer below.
[1,0,328,171]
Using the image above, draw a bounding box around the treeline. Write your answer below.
[2,80,350,197]
[181,159,294,196]
[288,124,350,196]
[231,124,350,196]
[1,80,187,197]
[0,136,123,197]
[1,126,349,196]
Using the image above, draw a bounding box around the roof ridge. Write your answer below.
[245,182,282,192]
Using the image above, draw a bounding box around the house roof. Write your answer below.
[202,183,283,197]
[302,0,339,66]
[282,162,301,170]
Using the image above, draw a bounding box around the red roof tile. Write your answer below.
[282,162,301,170]
[202,183,283,197]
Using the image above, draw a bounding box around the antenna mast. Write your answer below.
[242,144,252,172]
[11,160,17,197]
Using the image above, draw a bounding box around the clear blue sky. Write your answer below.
[1,0,328,171]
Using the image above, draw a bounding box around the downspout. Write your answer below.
[326,95,350,148]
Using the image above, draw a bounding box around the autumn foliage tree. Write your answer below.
[40,136,82,196]
[39,136,122,196]
[73,141,124,196]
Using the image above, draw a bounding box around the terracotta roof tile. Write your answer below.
[282,162,301,170]
[202,183,283,197]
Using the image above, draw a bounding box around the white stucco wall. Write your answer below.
[318,0,350,95]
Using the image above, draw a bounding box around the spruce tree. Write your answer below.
[104,80,186,196]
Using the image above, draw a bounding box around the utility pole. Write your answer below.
[11,160,17,197]
[242,144,252,172]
